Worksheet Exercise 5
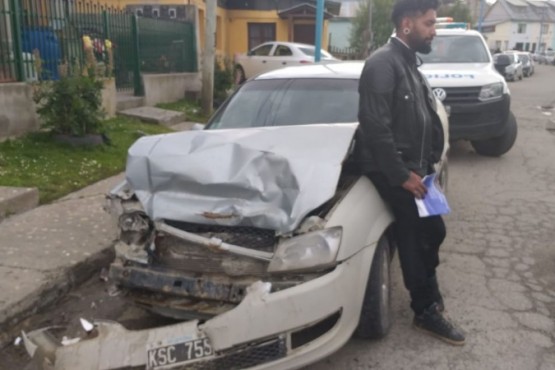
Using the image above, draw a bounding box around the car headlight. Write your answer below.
[478,82,503,101]
[268,227,342,273]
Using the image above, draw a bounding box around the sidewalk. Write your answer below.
[0,173,125,346]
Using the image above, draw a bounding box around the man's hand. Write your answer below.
[402,171,428,199]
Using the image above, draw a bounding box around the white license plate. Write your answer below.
[147,337,214,369]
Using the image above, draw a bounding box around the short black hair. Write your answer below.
[391,0,439,29]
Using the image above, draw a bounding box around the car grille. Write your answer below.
[183,336,287,370]
[153,221,276,276]
[441,86,482,103]
[165,220,277,250]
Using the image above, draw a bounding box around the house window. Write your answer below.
[495,40,502,50]
[541,24,549,34]
[517,23,526,34]
[136,8,143,16]
[152,8,160,18]
[248,23,276,50]
[504,41,509,50]
[169,8,177,19]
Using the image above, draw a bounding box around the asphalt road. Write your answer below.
[308,64,555,370]
[3,65,555,370]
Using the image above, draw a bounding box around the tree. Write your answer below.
[349,0,395,56]
[438,0,473,23]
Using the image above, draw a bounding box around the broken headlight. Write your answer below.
[118,210,153,246]
[268,227,342,273]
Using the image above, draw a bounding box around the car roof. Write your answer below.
[258,41,318,49]
[253,61,364,80]
[435,29,484,37]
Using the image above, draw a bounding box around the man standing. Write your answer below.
[357,0,465,345]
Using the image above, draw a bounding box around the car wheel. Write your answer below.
[354,233,391,340]
[471,112,518,157]
[234,65,246,85]
[519,71,523,80]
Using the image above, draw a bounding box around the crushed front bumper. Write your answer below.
[23,245,375,370]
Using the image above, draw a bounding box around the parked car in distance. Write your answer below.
[516,52,534,77]
[493,52,523,81]
[233,41,339,84]
[544,50,555,65]
[22,62,450,370]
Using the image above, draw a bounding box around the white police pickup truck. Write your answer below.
[419,28,517,157]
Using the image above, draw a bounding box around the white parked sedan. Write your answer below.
[233,41,339,83]
[22,62,449,370]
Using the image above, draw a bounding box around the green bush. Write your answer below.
[33,74,105,136]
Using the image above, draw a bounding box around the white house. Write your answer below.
[480,0,555,52]
[328,0,362,50]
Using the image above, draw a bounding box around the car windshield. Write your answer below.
[298,47,334,59]
[419,35,490,63]
[208,78,358,129]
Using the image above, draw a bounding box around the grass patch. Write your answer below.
[156,99,210,123]
[0,117,172,204]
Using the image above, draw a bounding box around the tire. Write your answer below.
[354,234,392,339]
[234,65,246,85]
[471,112,518,157]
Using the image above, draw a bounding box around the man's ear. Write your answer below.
[400,17,414,32]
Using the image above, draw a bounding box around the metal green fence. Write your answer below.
[0,0,197,95]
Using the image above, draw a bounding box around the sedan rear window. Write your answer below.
[208,79,359,129]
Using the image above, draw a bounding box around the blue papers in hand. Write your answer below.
[414,173,450,218]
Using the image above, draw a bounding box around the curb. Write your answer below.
[0,187,39,222]
[0,245,115,348]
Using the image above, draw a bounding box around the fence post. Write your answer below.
[102,10,110,40]
[8,0,25,81]
[131,14,143,96]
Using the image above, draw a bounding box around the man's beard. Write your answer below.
[415,39,433,54]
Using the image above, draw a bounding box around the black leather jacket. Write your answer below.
[356,37,444,186]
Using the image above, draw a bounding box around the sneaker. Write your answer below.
[413,303,465,346]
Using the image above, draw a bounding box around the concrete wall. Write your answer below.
[0,79,117,140]
[142,72,202,107]
[0,83,39,140]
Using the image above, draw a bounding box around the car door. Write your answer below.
[268,44,296,70]
[242,43,276,78]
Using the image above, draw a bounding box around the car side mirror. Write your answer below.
[247,50,254,56]
[191,123,205,131]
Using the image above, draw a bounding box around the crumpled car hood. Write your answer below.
[124,123,358,234]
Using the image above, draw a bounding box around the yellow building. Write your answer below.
[100,0,338,60]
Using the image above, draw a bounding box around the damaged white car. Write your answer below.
[23,62,449,370]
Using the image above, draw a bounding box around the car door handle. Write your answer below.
[262,60,266,63]
[282,62,287,65]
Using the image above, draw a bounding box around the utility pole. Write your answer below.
[478,0,484,32]
[366,0,373,57]
[315,0,324,62]
[202,0,216,116]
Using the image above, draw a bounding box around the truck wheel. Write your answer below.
[234,65,246,85]
[354,234,391,339]
[471,112,518,157]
